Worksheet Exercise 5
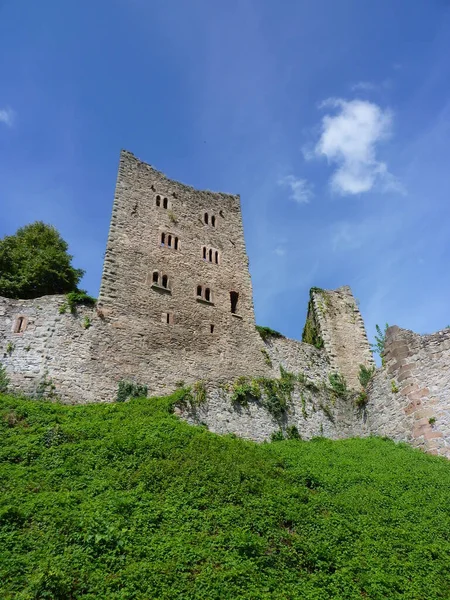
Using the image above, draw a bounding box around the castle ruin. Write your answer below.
[1,150,449,458]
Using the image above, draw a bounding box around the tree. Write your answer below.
[0,222,84,299]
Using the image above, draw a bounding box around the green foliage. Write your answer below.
[372,323,389,364]
[255,325,285,342]
[301,393,308,419]
[167,209,177,223]
[6,342,14,355]
[429,417,437,426]
[285,425,301,440]
[355,391,368,409]
[230,376,261,407]
[0,221,84,299]
[60,290,97,315]
[328,372,348,399]
[302,311,324,349]
[230,368,296,422]
[359,364,376,388]
[191,380,207,406]
[35,372,57,399]
[116,380,148,403]
[260,347,272,366]
[174,381,207,409]
[0,363,9,393]
[391,380,399,394]
[270,429,284,442]
[2,393,449,599]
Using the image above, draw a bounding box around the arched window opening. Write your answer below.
[168,235,172,248]
[230,291,239,314]
[162,274,168,288]
[210,324,215,334]
[197,285,202,297]
[202,247,206,260]
[152,271,159,284]
[205,288,211,302]
[163,197,168,209]
[211,216,216,227]
[208,249,213,262]
[204,212,209,224]
[174,237,179,250]
[215,251,219,264]
[156,195,161,207]
[161,232,165,246]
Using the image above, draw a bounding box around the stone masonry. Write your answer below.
[1,149,449,457]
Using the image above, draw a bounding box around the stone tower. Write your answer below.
[97,150,267,395]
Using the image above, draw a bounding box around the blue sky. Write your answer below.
[1,0,450,344]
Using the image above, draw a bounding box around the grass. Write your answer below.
[1,392,450,599]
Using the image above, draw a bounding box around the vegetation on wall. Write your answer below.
[1,392,450,599]
[229,367,296,422]
[355,364,376,409]
[59,290,97,315]
[371,323,389,365]
[255,325,285,342]
[0,222,85,299]
[302,293,324,350]
[0,363,9,393]
[116,380,148,403]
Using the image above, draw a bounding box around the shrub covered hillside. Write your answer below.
[1,393,450,600]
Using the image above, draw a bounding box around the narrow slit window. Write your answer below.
[162,274,168,288]
[168,235,172,248]
[230,291,239,314]
[208,249,213,262]
[161,232,165,246]
[174,237,179,250]
[210,324,215,334]
[205,288,211,302]
[215,251,219,264]
[156,195,161,207]
[197,285,202,297]
[204,212,209,224]
[152,271,159,284]
[13,316,27,334]
[166,313,170,324]
[211,216,216,227]
[163,197,168,209]
[203,247,206,260]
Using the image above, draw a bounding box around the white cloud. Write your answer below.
[351,81,377,92]
[0,107,15,127]
[274,246,286,256]
[314,98,400,195]
[278,175,313,204]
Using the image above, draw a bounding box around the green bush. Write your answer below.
[116,380,148,403]
[1,392,450,599]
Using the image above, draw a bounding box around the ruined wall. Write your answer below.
[0,295,111,403]
[371,326,450,458]
[179,334,357,442]
[307,286,375,389]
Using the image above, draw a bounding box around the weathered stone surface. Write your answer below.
[1,150,449,458]
[307,286,375,390]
